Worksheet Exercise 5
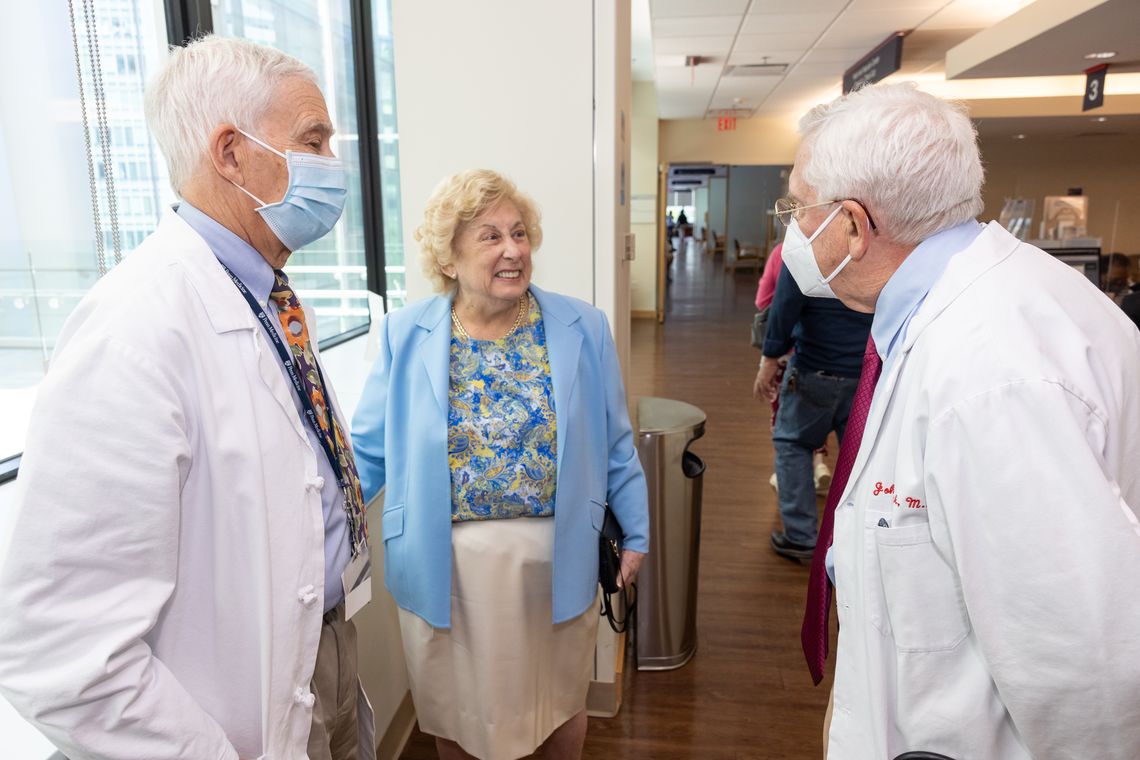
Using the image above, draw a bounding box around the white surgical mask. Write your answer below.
[781,204,850,299]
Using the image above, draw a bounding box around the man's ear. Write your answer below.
[206,124,243,185]
[843,200,874,262]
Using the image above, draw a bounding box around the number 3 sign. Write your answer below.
[1084,64,1108,111]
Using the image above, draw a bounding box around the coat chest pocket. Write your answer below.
[874,523,971,652]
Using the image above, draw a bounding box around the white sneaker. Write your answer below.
[814,460,832,495]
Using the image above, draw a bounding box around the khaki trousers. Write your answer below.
[307,604,371,760]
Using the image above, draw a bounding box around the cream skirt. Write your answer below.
[398,516,598,760]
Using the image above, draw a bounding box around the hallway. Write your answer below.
[402,242,835,759]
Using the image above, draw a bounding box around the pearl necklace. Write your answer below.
[451,295,528,341]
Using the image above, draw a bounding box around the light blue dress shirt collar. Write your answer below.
[871,219,984,366]
[175,202,275,307]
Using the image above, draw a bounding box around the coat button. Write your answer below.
[307,476,325,491]
[297,585,318,606]
[294,687,316,708]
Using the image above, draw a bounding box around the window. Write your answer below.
[0,0,173,463]
[216,0,372,341]
[0,0,404,469]
[373,0,405,308]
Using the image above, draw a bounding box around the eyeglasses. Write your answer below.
[773,197,878,231]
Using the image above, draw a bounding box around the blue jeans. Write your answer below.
[772,358,858,546]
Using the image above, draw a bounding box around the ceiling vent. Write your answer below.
[724,62,788,77]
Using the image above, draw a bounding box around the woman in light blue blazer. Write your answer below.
[351,169,649,760]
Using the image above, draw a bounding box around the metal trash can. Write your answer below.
[635,396,706,670]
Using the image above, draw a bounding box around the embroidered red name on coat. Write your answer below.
[872,481,926,509]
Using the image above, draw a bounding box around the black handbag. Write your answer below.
[598,504,636,634]
[750,308,770,349]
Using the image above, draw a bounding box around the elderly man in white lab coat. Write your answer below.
[0,36,375,760]
[779,82,1140,760]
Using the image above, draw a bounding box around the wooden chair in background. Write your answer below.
[728,238,764,273]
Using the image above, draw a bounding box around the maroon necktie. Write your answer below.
[801,335,883,685]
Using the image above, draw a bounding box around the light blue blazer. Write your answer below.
[351,285,650,628]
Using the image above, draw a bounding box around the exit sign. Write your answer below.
[717,116,737,131]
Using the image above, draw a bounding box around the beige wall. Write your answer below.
[630,81,658,315]
[979,133,1140,253]
[659,116,800,165]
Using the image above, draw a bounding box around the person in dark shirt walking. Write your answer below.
[753,264,872,561]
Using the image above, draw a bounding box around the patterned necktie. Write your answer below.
[269,270,369,553]
[801,335,882,685]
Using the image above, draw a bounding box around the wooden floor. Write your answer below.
[400,242,837,759]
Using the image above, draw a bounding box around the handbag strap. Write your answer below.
[600,580,637,634]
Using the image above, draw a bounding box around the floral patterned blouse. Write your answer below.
[448,292,557,521]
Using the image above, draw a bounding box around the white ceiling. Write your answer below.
[642,0,1039,120]
[948,0,1140,78]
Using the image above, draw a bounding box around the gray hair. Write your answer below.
[798,82,984,246]
[144,35,317,195]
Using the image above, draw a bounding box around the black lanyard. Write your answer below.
[221,264,348,489]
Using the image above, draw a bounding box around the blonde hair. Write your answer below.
[416,169,543,293]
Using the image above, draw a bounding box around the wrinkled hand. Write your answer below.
[617,549,645,589]
[754,355,781,402]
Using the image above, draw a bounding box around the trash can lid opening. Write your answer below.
[637,397,707,436]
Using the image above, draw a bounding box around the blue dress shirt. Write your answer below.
[827,220,984,583]
[872,220,984,377]
[175,202,351,612]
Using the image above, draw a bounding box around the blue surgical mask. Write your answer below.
[231,128,347,252]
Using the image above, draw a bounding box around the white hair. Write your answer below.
[144,35,317,195]
[798,82,984,246]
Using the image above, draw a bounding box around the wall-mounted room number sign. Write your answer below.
[1083,64,1108,111]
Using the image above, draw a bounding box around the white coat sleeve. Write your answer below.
[0,335,240,760]
[924,379,1140,759]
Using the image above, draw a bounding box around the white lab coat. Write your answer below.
[827,222,1140,759]
[0,213,374,760]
